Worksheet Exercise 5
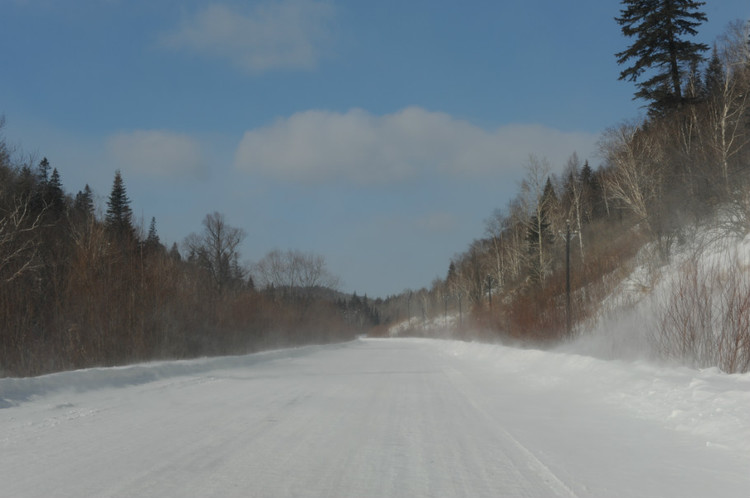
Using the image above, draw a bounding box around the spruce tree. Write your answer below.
[145,217,161,253]
[147,217,158,240]
[538,178,557,244]
[46,168,66,218]
[169,242,182,262]
[38,157,50,184]
[615,0,709,113]
[0,115,9,169]
[446,261,457,285]
[105,170,135,242]
[579,161,596,222]
[527,177,557,284]
[704,45,724,98]
[74,184,95,218]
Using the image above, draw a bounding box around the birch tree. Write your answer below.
[705,22,750,195]
[0,194,46,283]
[561,153,586,261]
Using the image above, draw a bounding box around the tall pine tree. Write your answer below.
[74,184,95,219]
[105,170,135,242]
[144,216,161,254]
[46,168,66,218]
[703,45,724,98]
[615,0,709,114]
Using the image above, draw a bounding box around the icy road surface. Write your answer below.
[2,338,749,497]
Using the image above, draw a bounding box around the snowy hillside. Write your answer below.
[2,338,748,497]
[566,228,750,372]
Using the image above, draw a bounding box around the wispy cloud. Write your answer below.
[234,107,599,185]
[160,0,335,74]
[105,130,204,179]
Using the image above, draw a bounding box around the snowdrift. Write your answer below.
[428,338,750,456]
[0,342,351,408]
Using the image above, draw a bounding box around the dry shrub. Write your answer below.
[653,251,750,373]
[574,224,647,325]
[504,283,568,343]
[367,324,391,338]
[498,223,646,344]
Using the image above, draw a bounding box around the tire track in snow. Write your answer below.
[442,366,582,498]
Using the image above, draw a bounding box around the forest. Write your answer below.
[0,143,380,376]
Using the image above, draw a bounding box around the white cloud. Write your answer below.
[160,1,335,73]
[233,107,599,185]
[105,130,204,179]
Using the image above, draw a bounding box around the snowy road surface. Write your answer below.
[2,338,749,497]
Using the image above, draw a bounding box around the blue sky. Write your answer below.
[2,0,749,297]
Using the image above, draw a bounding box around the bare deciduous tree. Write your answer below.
[562,153,586,261]
[706,21,750,195]
[600,122,667,242]
[0,194,47,283]
[253,249,339,293]
[184,212,246,293]
[485,208,507,291]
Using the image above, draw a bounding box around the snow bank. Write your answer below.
[0,342,353,408]
[428,338,750,455]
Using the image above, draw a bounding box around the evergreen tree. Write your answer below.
[615,0,709,113]
[144,217,161,253]
[169,242,182,262]
[46,168,66,218]
[0,115,9,169]
[38,157,50,184]
[579,161,598,223]
[532,178,557,243]
[527,177,557,284]
[704,45,724,98]
[105,170,135,242]
[74,184,95,218]
[446,261,457,286]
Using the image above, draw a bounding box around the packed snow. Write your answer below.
[2,338,748,497]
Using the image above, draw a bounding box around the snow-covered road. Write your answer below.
[2,338,749,497]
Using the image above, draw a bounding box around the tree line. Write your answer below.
[376,3,750,372]
[0,133,377,377]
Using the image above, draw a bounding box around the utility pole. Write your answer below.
[406,291,412,326]
[444,294,448,328]
[565,219,572,336]
[486,274,493,311]
[457,292,463,328]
